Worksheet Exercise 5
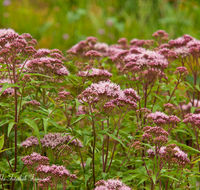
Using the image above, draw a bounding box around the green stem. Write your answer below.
[11,61,18,190]
[89,104,96,186]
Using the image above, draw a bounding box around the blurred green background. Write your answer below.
[0,0,200,51]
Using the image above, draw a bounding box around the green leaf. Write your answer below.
[0,119,9,127]
[107,133,126,147]
[152,174,157,184]
[172,128,189,135]
[85,137,93,146]
[0,162,10,173]
[122,174,140,182]
[22,118,41,147]
[152,93,163,102]
[0,83,19,96]
[47,95,55,104]
[195,84,200,91]
[175,90,179,104]
[0,102,12,107]
[191,158,200,164]
[85,158,92,167]
[152,104,161,112]
[0,148,12,153]
[0,134,4,150]
[71,114,86,125]
[160,175,179,182]
[40,85,56,89]
[75,98,80,114]
[7,121,16,137]
[98,129,109,135]
[137,176,149,186]
[184,81,194,91]
[141,143,155,153]
[43,118,49,134]
[84,174,91,186]
[48,118,65,130]
[191,106,196,113]
[29,73,53,78]
[101,172,108,180]
[0,114,14,119]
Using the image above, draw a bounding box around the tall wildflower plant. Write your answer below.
[1,28,200,189]
[0,29,38,190]
[78,80,139,185]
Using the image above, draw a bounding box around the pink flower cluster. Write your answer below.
[173,46,190,58]
[38,176,52,189]
[94,42,109,56]
[109,47,129,65]
[77,68,112,80]
[164,103,176,109]
[26,100,41,107]
[135,68,166,84]
[147,145,190,166]
[124,49,168,71]
[67,36,98,57]
[158,48,178,62]
[147,111,180,126]
[169,34,193,48]
[131,141,143,150]
[0,29,37,64]
[152,30,169,41]
[25,50,69,77]
[36,164,76,189]
[94,179,131,190]
[40,133,83,149]
[78,80,139,112]
[21,152,49,167]
[183,113,200,127]
[130,38,154,48]
[21,151,77,188]
[174,66,188,76]
[181,99,200,111]
[147,111,169,125]
[173,146,190,165]
[166,34,200,58]
[55,91,73,101]
[21,133,83,153]
[142,126,169,145]
[0,28,17,38]
[21,136,39,148]
[147,146,166,157]
[85,50,101,59]
[36,164,70,178]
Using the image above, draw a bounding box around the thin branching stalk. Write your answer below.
[11,61,18,190]
[89,104,96,186]
[102,122,105,170]
[17,86,25,121]
[167,78,181,103]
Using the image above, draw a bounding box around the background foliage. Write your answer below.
[1,0,200,51]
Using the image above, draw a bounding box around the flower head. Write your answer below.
[78,80,139,113]
[124,49,168,71]
[77,68,112,82]
[40,133,83,149]
[183,113,200,128]
[147,111,169,125]
[21,136,39,148]
[94,179,131,190]
[21,152,49,167]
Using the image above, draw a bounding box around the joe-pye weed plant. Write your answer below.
[1,28,200,189]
